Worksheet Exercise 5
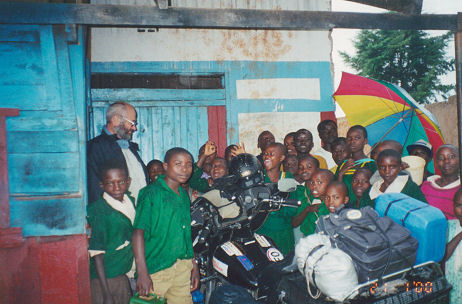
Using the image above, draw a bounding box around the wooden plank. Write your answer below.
[207,106,227,157]
[91,88,225,102]
[0,85,49,111]
[9,197,85,236]
[7,131,79,153]
[5,110,77,131]
[8,153,80,194]
[0,2,457,31]
[0,25,40,42]
[0,44,45,85]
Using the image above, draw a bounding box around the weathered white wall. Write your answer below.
[91,0,333,151]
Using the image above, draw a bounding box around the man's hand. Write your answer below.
[190,260,200,291]
[136,273,153,297]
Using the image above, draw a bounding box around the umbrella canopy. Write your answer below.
[333,72,444,169]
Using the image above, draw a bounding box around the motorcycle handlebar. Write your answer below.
[281,199,301,208]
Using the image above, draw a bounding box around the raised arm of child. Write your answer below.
[132,228,153,296]
[196,140,216,169]
[93,254,115,304]
[291,203,319,228]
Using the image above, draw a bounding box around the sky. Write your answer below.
[331,0,462,109]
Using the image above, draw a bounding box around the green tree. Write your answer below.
[340,30,455,104]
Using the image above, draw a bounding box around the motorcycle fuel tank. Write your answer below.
[212,234,285,290]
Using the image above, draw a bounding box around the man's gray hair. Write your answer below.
[106,102,129,122]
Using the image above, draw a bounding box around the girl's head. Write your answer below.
[284,132,297,156]
[325,181,349,213]
[352,168,373,199]
[147,159,164,182]
[294,129,314,155]
[454,188,462,221]
[435,144,459,178]
[163,147,194,185]
[308,169,334,199]
[211,157,228,180]
[283,154,299,176]
[298,155,320,182]
[347,125,368,154]
[377,149,402,185]
[263,142,286,171]
[331,137,349,165]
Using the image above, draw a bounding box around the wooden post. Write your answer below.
[0,108,23,248]
[456,14,462,176]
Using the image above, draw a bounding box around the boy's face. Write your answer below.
[211,158,228,180]
[283,156,298,176]
[347,129,367,154]
[263,145,285,171]
[352,171,371,198]
[378,156,401,185]
[258,132,275,151]
[436,147,459,177]
[332,142,349,165]
[148,163,164,181]
[298,158,318,182]
[318,122,338,146]
[284,135,297,156]
[99,168,130,202]
[410,147,431,164]
[163,152,193,185]
[325,185,349,213]
[309,171,330,198]
[294,131,314,155]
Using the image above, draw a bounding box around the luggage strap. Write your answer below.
[402,205,429,226]
[384,198,404,216]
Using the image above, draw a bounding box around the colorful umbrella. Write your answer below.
[333,72,444,169]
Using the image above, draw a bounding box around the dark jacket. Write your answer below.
[87,130,149,204]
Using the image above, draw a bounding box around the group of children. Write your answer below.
[87,119,462,304]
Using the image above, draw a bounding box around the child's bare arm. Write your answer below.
[443,231,462,263]
[190,259,200,291]
[93,254,115,304]
[197,141,216,168]
[132,229,153,296]
[291,204,319,228]
[337,159,355,182]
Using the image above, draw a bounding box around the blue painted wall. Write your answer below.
[2,25,87,236]
[91,61,334,160]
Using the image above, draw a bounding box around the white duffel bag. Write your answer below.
[295,234,358,302]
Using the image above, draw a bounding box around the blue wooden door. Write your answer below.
[1,25,87,236]
[90,89,225,163]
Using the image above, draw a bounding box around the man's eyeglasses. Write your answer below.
[122,116,138,127]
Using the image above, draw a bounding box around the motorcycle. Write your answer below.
[190,154,302,304]
[190,154,452,304]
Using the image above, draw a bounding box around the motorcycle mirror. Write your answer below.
[277,178,298,192]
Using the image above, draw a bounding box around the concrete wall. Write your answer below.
[425,95,458,147]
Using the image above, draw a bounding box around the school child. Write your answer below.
[406,139,434,181]
[313,120,338,170]
[294,128,328,169]
[224,144,238,163]
[368,149,427,203]
[336,125,376,203]
[442,188,462,304]
[284,131,298,156]
[147,159,164,182]
[189,140,217,192]
[324,181,349,213]
[330,137,349,174]
[257,130,275,165]
[209,157,229,185]
[349,167,374,209]
[292,169,332,236]
[369,140,403,184]
[87,159,136,304]
[421,144,460,219]
[132,147,199,303]
[256,142,297,255]
[283,154,299,179]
